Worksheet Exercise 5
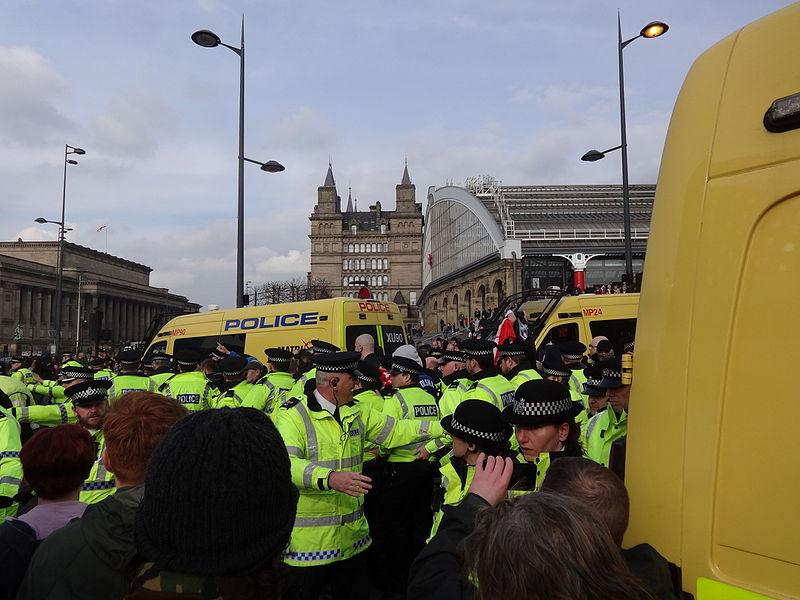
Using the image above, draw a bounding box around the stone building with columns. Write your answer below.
[308,162,424,325]
[419,177,655,332]
[0,241,199,356]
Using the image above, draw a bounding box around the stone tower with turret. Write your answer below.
[308,161,424,327]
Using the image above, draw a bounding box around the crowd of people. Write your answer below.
[0,329,685,599]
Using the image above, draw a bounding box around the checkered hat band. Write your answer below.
[317,361,359,373]
[357,373,379,383]
[268,356,291,363]
[222,368,246,376]
[464,349,493,356]
[442,353,465,362]
[391,362,417,374]
[513,396,572,417]
[623,342,635,351]
[562,353,583,360]
[312,346,335,354]
[542,366,570,377]
[499,349,525,357]
[451,417,506,442]
[586,378,602,386]
[602,368,622,379]
[177,360,198,366]
[61,369,92,379]
[71,387,108,402]
[120,360,139,365]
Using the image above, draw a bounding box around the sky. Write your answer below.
[1,0,793,309]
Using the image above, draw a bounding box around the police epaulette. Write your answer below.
[447,381,462,390]
[281,397,301,409]
[466,381,478,391]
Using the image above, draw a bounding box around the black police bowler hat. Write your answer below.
[442,400,511,446]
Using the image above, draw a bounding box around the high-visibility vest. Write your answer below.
[353,388,386,461]
[462,370,515,410]
[429,459,475,540]
[287,368,316,401]
[79,428,116,504]
[508,367,542,390]
[274,389,442,567]
[0,406,22,520]
[27,382,68,403]
[159,371,217,411]
[14,402,76,427]
[10,368,36,386]
[424,376,469,457]
[567,367,590,410]
[0,376,34,407]
[582,405,628,467]
[109,374,156,400]
[149,370,175,388]
[93,368,114,381]
[382,386,439,463]
[242,371,295,415]
[214,380,255,408]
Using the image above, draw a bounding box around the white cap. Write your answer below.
[392,344,423,367]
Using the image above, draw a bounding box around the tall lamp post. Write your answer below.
[191,19,285,308]
[581,16,668,288]
[36,142,85,354]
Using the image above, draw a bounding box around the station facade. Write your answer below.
[419,176,655,332]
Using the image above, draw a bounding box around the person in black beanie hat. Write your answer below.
[128,408,298,598]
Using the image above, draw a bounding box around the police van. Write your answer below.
[143,298,407,360]
[518,292,639,356]
[626,4,800,598]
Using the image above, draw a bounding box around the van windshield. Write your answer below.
[174,334,246,358]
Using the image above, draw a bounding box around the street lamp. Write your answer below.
[36,142,85,354]
[191,19,285,308]
[581,15,668,287]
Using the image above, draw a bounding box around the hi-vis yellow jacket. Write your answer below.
[274,383,442,567]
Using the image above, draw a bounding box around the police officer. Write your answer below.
[15,365,94,428]
[503,379,584,490]
[498,343,542,389]
[460,339,515,410]
[540,359,588,429]
[109,351,156,400]
[287,339,340,400]
[213,356,254,408]
[274,351,442,600]
[582,358,629,468]
[9,357,36,386]
[158,351,217,411]
[147,352,175,388]
[582,363,608,417]
[0,389,22,520]
[63,378,117,503]
[561,340,589,404]
[242,348,295,415]
[379,354,440,597]
[89,357,114,381]
[418,350,470,461]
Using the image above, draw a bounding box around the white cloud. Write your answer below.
[0,46,74,143]
[91,93,177,157]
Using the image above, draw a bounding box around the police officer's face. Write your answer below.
[439,360,460,377]
[588,394,608,414]
[390,372,412,388]
[465,358,479,375]
[452,436,473,459]
[499,357,515,376]
[606,385,631,414]
[73,401,109,430]
[515,422,568,460]
[330,373,356,404]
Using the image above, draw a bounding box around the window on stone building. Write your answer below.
[383,258,388,269]
[403,242,409,249]
[351,225,357,235]
[410,291,417,306]
[360,244,365,253]
[384,243,389,252]
[381,224,387,234]
[384,275,389,286]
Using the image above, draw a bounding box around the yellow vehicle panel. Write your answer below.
[627,4,800,598]
[146,298,407,359]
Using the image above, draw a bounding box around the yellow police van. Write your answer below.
[520,292,639,355]
[626,4,800,599]
[143,298,407,359]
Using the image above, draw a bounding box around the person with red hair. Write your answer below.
[0,424,95,599]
